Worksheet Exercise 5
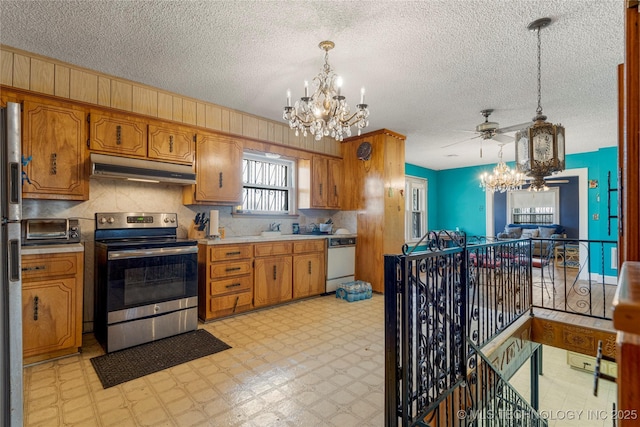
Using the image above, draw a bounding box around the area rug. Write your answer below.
[90,329,231,388]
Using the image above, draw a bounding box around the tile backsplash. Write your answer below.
[23,179,356,332]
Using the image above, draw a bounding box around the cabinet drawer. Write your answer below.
[22,253,78,281]
[209,275,253,296]
[209,245,252,261]
[209,292,252,316]
[293,239,325,254]
[209,260,252,279]
[254,242,292,257]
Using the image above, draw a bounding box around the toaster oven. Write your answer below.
[21,218,81,246]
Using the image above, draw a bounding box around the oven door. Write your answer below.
[105,245,198,314]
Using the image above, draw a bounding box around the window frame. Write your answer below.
[405,176,428,243]
[234,152,296,216]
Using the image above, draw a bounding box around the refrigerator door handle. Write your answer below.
[9,162,19,205]
[8,239,20,281]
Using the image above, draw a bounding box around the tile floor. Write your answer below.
[23,294,617,427]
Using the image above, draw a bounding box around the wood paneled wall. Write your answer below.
[0,44,340,157]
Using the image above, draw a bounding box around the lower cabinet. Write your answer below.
[21,251,84,364]
[198,243,254,321]
[254,242,293,308]
[293,240,326,299]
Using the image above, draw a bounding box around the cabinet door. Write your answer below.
[327,158,343,208]
[189,133,243,204]
[148,123,195,165]
[22,277,81,358]
[293,252,325,298]
[22,100,88,200]
[311,156,328,207]
[89,110,147,157]
[254,256,292,307]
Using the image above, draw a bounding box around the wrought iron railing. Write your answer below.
[528,237,618,319]
[385,232,536,427]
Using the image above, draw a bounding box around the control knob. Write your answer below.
[99,217,107,224]
[107,217,115,224]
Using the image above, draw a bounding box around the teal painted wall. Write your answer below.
[405,146,618,240]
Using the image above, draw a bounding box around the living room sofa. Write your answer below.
[497,224,566,258]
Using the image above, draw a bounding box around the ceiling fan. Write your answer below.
[443,109,530,156]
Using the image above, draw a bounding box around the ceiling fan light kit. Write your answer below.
[515,17,566,192]
[283,41,370,141]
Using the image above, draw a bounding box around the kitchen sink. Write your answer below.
[260,231,282,237]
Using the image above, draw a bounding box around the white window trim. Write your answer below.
[506,187,560,224]
[235,152,296,216]
[405,175,427,243]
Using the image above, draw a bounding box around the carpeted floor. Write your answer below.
[90,329,231,388]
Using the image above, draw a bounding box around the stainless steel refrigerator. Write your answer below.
[1,101,23,427]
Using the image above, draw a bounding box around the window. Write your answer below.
[238,153,295,215]
[507,187,559,224]
[405,176,427,242]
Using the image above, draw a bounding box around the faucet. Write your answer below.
[269,222,281,231]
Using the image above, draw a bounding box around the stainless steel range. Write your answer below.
[94,212,198,353]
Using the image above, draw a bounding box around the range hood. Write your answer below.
[90,153,196,185]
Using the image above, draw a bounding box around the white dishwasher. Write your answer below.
[326,236,356,293]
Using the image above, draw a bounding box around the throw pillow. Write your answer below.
[522,228,539,238]
[538,227,556,238]
[505,226,522,238]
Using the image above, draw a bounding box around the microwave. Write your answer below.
[21,218,81,246]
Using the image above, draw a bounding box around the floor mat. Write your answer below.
[90,329,231,388]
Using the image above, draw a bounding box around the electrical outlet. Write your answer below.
[592,213,599,220]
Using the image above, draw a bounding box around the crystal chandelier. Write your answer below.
[479,145,525,193]
[283,41,370,141]
[515,18,565,192]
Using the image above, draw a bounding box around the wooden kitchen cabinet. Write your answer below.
[22,98,89,200]
[198,243,254,321]
[21,251,84,364]
[88,109,147,158]
[298,156,343,209]
[293,239,326,299]
[148,122,195,165]
[184,132,243,205]
[254,241,293,307]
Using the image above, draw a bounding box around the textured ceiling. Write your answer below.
[0,0,624,170]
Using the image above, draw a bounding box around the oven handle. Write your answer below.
[108,246,198,260]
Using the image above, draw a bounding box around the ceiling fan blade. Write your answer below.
[441,134,481,148]
[545,180,569,184]
[496,122,531,134]
[491,134,514,144]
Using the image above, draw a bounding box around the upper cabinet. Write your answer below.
[88,110,147,158]
[22,98,89,200]
[183,132,243,205]
[298,156,343,209]
[148,122,195,165]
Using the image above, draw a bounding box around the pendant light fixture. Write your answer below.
[514,18,565,192]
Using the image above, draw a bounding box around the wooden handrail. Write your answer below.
[612,262,640,335]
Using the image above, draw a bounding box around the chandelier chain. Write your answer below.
[536,26,543,116]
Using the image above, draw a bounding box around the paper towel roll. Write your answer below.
[209,210,219,236]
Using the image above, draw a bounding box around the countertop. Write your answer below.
[198,233,357,245]
[21,243,85,255]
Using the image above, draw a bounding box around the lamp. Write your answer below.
[479,145,524,193]
[515,18,565,192]
[283,41,370,141]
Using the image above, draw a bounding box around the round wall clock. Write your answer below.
[357,141,372,161]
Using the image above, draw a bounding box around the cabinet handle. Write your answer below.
[116,125,122,145]
[33,296,39,321]
[273,265,277,280]
[225,283,241,289]
[334,185,337,197]
[319,183,323,196]
[169,135,174,153]
[232,296,239,313]
[22,265,46,272]
[308,260,312,274]
[50,153,57,175]
[226,251,241,256]
[219,172,223,188]
[225,267,242,272]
